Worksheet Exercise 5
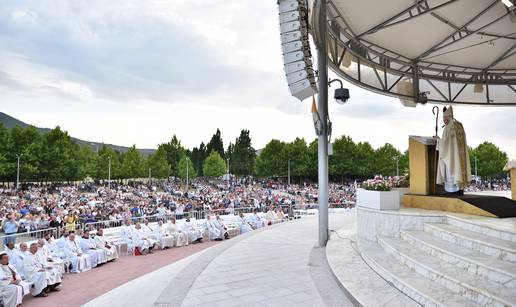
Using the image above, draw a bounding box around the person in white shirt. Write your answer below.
[202,215,221,241]
[244,209,266,229]
[65,233,92,273]
[212,215,229,240]
[94,229,119,262]
[0,253,29,305]
[236,212,253,234]
[166,218,188,247]
[0,282,18,307]
[265,206,280,225]
[36,239,65,276]
[22,244,49,297]
[153,221,174,249]
[2,242,24,277]
[135,223,156,254]
[79,230,107,267]
[181,217,202,243]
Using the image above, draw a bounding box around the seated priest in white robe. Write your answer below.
[79,230,107,267]
[33,242,62,291]
[181,217,202,243]
[22,244,50,297]
[265,207,280,225]
[166,218,188,247]
[0,253,29,305]
[153,221,174,249]
[135,223,157,253]
[436,106,472,195]
[94,229,119,261]
[244,209,266,230]
[202,215,222,241]
[213,215,229,240]
[120,221,150,255]
[3,242,25,278]
[276,207,286,221]
[36,239,65,276]
[52,233,72,268]
[65,233,92,273]
[237,212,253,234]
[0,281,19,307]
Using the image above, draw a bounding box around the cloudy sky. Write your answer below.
[1,0,515,159]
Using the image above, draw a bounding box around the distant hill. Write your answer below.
[0,112,156,156]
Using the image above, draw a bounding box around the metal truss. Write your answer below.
[316,0,516,106]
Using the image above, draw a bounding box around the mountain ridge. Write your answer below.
[0,112,156,156]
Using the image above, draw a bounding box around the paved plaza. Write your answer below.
[85,214,355,307]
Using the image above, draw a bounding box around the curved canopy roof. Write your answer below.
[312,0,516,106]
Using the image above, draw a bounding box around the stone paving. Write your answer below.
[85,213,354,307]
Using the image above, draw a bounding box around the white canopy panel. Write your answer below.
[312,0,516,106]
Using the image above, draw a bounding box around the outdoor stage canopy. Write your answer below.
[310,0,516,106]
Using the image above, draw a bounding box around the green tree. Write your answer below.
[78,145,97,179]
[470,142,508,178]
[160,135,186,177]
[227,129,256,176]
[148,147,171,179]
[306,139,318,178]
[96,146,122,180]
[206,129,225,160]
[374,143,402,176]
[0,124,10,180]
[37,126,80,182]
[203,151,227,177]
[330,136,356,178]
[354,142,375,178]
[283,138,309,179]
[255,140,286,177]
[121,145,145,179]
[178,156,197,179]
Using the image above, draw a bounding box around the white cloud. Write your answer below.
[0,0,514,161]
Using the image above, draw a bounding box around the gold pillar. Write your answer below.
[511,168,516,201]
[409,136,437,195]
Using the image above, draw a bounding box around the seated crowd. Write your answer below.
[0,206,287,307]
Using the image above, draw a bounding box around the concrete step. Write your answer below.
[401,230,516,288]
[447,216,516,243]
[424,223,516,262]
[359,240,483,307]
[379,236,516,307]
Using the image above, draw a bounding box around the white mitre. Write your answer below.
[503,160,516,171]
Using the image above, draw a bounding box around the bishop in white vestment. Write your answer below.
[94,229,119,261]
[65,234,92,273]
[22,244,49,296]
[436,106,472,194]
[203,216,222,240]
[181,218,202,243]
[79,231,107,267]
[236,213,253,234]
[0,253,29,305]
[0,282,19,307]
[166,219,188,247]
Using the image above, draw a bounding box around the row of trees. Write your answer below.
[0,123,510,183]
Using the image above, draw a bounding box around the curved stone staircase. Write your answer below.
[359,216,516,307]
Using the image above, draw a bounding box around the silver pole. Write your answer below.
[16,154,20,190]
[316,0,329,247]
[186,158,189,191]
[396,156,399,177]
[475,156,478,179]
[288,159,291,185]
[108,156,111,189]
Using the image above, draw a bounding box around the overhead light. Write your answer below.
[397,78,417,107]
[501,0,514,8]
[278,0,318,101]
[474,83,484,93]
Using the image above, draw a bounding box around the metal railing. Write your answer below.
[1,227,58,248]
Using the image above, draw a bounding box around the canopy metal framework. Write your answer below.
[312,0,516,106]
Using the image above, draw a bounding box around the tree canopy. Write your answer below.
[203,151,226,177]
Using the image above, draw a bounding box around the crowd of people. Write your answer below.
[464,178,511,192]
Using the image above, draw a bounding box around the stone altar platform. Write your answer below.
[327,206,516,306]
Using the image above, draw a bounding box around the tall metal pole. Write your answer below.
[396,156,399,177]
[16,154,21,190]
[288,159,291,185]
[108,156,111,189]
[186,158,189,191]
[475,156,478,179]
[316,0,329,247]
